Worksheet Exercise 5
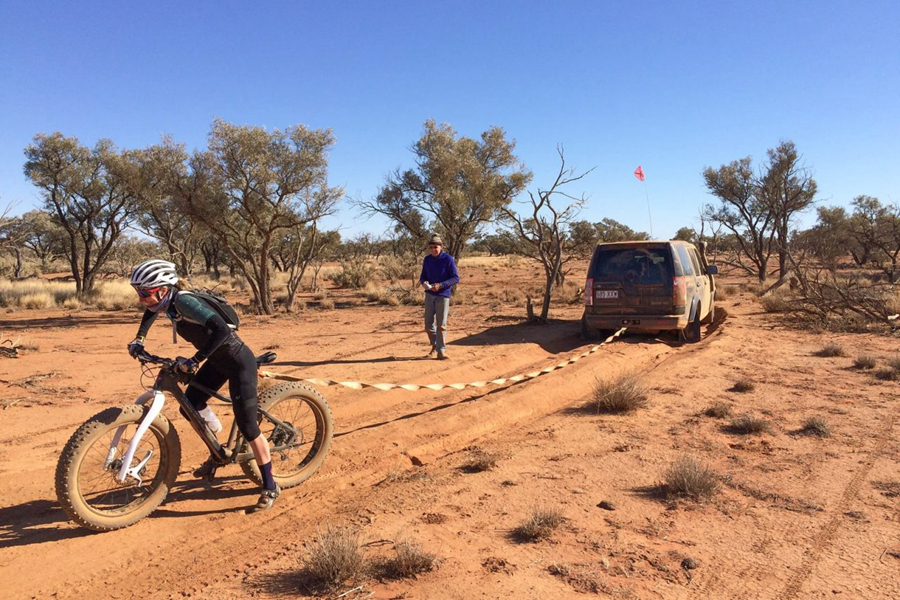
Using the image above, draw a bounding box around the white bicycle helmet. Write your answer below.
[130,259,179,288]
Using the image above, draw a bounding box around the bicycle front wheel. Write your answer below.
[55,405,181,531]
[241,382,333,489]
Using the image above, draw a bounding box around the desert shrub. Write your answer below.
[380,540,437,579]
[513,507,564,542]
[717,285,738,299]
[853,354,877,370]
[303,525,366,591]
[319,298,335,310]
[461,449,497,473]
[730,378,755,393]
[760,291,794,313]
[496,288,525,306]
[591,373,648,413]
[327,261,374,289]
[379,255,417,285]
[727,414,772,435]
[506,255,521,268]
[662,455,719,501]
[313,289,328,301]
[800,416,831,437]
[704,402,733,418]
[814,343,845,358]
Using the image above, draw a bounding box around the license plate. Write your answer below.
[595,290,618,299]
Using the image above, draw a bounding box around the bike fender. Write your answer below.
[116,391,165,483]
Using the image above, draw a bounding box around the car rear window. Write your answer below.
[590,247,673,284]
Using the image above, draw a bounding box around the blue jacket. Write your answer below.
[419,252,460,298]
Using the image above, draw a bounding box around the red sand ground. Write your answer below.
[1,265,899,599]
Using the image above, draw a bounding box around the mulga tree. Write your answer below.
[360,119,532,259]
[176,120,342,314]
[23,133,137,295]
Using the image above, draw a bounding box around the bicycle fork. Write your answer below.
[107,390,165,484]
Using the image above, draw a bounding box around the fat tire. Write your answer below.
[55,405,181,532]
[240,382,333,489]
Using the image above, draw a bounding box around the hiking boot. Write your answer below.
[437,351,449,360]
[192,456,219,480]
[426,347,437,359]
[248,485,281,513]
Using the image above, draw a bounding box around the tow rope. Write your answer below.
[258,328,626,392]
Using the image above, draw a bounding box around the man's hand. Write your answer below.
[430,283,442,291]
[127,337,145,359]
[175,356,199,374]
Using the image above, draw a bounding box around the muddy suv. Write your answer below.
[581,240,717,342]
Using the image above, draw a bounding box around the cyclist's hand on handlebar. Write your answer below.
[174,356,199,374]
[127,337,145,359]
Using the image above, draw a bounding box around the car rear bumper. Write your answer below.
[584,313,687,331]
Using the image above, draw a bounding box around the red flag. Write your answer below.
[633,166,645,182]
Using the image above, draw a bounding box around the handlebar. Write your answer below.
[136,350,175,367]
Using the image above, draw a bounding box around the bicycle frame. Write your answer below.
[111,358,298,485]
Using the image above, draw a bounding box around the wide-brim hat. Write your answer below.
[428,234,443,246]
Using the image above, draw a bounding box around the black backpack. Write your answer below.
[179,289,240,330]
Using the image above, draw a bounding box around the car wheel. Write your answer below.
[680,310,702,343]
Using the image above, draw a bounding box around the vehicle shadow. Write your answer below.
[0,476,255,549]
[451,318,587,354]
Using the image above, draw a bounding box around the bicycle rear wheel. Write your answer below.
[240,382,333,489]
[55,405,181,531]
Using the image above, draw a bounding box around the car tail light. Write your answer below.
[584,278,593,306]
[673,276,687,307]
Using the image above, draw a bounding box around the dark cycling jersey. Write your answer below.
[136,290,242,362]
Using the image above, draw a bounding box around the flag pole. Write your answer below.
[643,180,654,238]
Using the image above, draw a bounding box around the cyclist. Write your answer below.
[126,259,279,513]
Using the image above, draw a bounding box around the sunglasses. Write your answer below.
[136,287,163,298]
[428,244,441,248]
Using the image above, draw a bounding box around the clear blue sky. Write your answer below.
[1,1,897,238]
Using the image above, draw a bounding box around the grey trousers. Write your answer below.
[424,293,450,353]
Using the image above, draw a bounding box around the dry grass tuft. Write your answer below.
[379,540,437,579]
[730,378,755,393]
[513,507,565,542]
[590,373,649,413]
[875,368,900,381]
[460,449,497,473]
[853,354,878,370]
[318,298,335,310]
[302,525,367,591]
[662,455,719,501]
[727,414,772,435]
[759,291,794,313]
[886,355,900,372]
[814,343,846,358]
[704,402,733,419]
[800,416,831,437]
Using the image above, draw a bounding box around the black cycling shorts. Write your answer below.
[185,343,261,441]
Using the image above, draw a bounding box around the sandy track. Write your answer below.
[2,290,899,599]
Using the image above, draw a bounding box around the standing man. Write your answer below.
[419,234,460,360]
